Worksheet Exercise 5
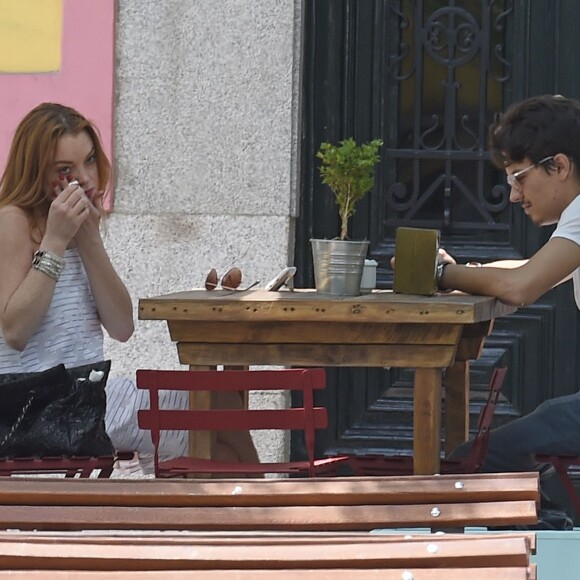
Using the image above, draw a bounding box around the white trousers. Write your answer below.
[104,377,189,461]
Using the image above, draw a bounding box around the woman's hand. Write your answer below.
[44,179,92,250]
[66,190,134,343]
[74,191,105,251]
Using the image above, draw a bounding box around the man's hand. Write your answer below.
[391,247,457,270]
[436,248,456,266]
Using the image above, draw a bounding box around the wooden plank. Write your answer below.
[0,534,531,564]
[176,343,457,368]
[0,532,535,579]
[139,290,516,325]
[168,321,463,345]
[455,321,493,360]
[413,368,442,475]
[457,320,494,338]
[0,501,538,531]
[0,569,534,579]
[0,531,536,549]
[0,535,531,567]
[455,337,488,361]
[0,473,540,507]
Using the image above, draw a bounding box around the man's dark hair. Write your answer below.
[489,95,580,171]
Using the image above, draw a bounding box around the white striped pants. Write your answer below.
[105,377,189,461]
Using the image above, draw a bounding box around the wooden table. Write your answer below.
[138,289,516,475]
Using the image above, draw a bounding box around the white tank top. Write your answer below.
[0,248,104,373]
[0,249,189,460]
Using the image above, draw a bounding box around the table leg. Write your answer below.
[223,365,250,409]
[444,360,470,456]
[188,365,213,462]
[187,365,250,464]
[413,368,442,475]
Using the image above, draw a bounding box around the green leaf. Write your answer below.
[316,138,383,240]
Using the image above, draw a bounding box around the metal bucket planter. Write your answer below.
[310,238,369,296]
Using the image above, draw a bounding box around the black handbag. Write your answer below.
[0,361,114,458]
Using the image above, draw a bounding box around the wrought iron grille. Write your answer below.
[381,0,513,243]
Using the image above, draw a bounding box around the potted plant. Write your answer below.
[311,137,383,295]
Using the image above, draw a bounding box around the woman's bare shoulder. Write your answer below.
[0,207,34,248]
[0,205,29,221]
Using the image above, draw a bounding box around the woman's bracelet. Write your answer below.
[31,250,65,281]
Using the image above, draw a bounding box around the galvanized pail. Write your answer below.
[310,238,369,296]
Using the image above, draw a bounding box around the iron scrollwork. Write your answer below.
[384,0,513,236]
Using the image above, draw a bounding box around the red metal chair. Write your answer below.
[345,367,508,476]
[0,452,134,478]
[136,367,349,478]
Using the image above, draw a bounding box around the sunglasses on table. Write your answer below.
[204,268,259,292]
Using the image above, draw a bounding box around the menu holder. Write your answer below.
[393,227,440,295]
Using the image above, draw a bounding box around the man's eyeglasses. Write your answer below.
[205,268,259,292]
[506,156,554,190]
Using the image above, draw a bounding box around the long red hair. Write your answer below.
[0,103,111,236]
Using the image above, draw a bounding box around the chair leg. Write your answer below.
[551,458,580,517]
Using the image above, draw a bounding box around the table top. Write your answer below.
[139,289,516,325]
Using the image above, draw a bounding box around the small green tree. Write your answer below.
[316,138,383,240]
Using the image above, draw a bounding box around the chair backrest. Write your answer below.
[465,366,507,472]
[136,368,328,470]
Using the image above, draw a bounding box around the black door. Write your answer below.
[293,0,580,460]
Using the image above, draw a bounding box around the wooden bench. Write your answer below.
[0,472,539,578]
[0,471,538,532]
[0,531,536,578]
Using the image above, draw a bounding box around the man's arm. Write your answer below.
[440,237,580,306]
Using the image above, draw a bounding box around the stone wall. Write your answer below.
[103,0,303,462]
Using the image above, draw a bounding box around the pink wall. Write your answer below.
[0,0,116,204]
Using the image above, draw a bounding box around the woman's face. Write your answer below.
[50,130,100,203]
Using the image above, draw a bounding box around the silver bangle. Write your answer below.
[32,250,65,281]
[435,262,450,290]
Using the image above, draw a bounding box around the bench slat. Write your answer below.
[0,501,537,531]
[0,568,534,579]
[0,473,539,508]
[0,536,531,568]
[0,531,536,549]
[0,473,538,579]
